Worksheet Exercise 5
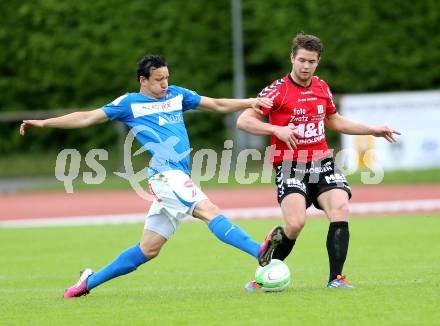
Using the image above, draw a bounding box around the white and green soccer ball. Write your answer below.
[255,259,291,292]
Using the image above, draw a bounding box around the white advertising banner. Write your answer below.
[339,91,440,171]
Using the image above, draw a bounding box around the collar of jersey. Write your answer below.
[287,73,313,88]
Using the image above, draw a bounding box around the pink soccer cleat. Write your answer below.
[63,268,94,299]
[327,275,354,288]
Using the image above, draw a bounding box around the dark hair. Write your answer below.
[291,33,323,57]
[136,55,168,81]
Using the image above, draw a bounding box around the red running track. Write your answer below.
[1,185,440,220]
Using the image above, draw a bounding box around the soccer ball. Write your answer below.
[255,259,291,292]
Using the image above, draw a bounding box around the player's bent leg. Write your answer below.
[271,193,307,261]
[193,199,261,260]
[317,189,352,286]
[192,199,221,223]
[244,194,307,291]
[139,229,168,259]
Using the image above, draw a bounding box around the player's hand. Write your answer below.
[250,97,273,115]
[255,97,273,109]
[273,125,300,150]
[371,126,401,143]
[19,120,45,136]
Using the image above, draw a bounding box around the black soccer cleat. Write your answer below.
[257,226,284,267]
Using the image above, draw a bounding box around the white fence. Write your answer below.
[340,90,440,171]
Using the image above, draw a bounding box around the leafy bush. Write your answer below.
[1,0,439,154]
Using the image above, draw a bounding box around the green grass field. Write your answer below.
[1,215,439,325]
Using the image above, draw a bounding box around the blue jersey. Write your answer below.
[102,85,201,178]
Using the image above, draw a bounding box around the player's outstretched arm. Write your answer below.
[237,108,300,150]
[197,96,272,113]
[19,109,109,136]
[325,113,401,143]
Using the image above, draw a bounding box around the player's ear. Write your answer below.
[139,75,147,83]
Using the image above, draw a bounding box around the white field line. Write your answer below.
[1,199,440,228]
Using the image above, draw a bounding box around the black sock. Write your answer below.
[272,230,296,261]
[326,221,349,282]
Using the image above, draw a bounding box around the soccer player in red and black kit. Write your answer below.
[237,33,400,289]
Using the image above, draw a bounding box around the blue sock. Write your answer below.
[208,215,260,258]
[87,244,149,290]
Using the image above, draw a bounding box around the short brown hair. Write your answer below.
[291,33,323,57]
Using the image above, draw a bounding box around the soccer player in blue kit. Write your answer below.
[20,55,282,298]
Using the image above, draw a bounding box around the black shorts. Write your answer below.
[274,157,352,209]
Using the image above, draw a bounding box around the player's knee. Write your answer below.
[139,243,161,260]
[284,218,305,237]
[193,200,221,222]
[329,202,350,220]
